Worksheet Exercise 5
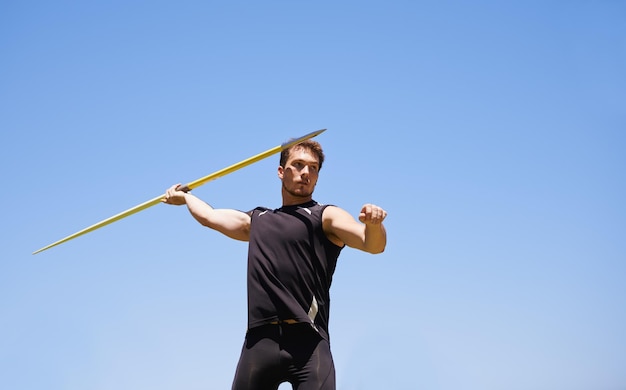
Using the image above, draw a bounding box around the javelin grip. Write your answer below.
[177,184,191,193]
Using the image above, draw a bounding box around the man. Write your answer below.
[162,139,387,390]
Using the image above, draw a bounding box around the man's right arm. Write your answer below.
[162,184,251,241]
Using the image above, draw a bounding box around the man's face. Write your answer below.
[278,147,320,199]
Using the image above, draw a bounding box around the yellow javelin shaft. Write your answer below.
[33,129,326,255]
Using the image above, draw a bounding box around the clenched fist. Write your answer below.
[358,204,387,225]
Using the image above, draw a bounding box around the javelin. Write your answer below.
[33,129,326,255]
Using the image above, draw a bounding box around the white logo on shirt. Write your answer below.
[298,207,312,215]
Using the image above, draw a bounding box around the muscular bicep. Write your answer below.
[196,208,251,241]
[322,206,367,250]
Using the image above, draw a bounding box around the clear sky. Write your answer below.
[1,1,625,389]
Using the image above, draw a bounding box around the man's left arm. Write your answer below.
[323,204,387,254]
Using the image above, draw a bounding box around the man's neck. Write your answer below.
[281,192,313,207]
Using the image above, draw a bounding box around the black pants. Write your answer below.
[232,323,335,390]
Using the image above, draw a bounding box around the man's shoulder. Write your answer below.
[320,204,346,219]
[246,206,272,216]
[310,201,344,216]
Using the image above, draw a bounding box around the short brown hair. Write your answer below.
[280,140,325,170]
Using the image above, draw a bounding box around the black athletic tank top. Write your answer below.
[247,200,343,340]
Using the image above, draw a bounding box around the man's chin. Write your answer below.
[293,191,312,198]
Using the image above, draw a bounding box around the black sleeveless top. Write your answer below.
[247,200,343,340]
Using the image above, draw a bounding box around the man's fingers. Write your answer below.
[162,183,186,205]
[359,204,387,224]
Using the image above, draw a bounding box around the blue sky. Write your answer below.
[1,1,625,389]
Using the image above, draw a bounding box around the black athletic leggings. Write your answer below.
[231,323,335,390]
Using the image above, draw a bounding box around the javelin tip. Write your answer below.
[281,128,326,148]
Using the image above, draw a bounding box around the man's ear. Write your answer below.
[278,165,284,179]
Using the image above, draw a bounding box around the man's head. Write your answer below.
[279,140,325,171]
[278,140,325,204]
